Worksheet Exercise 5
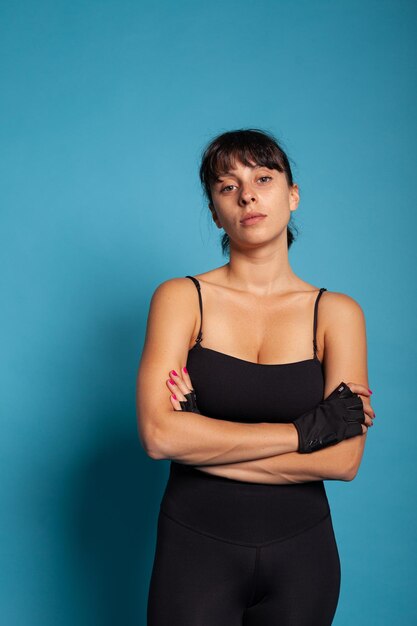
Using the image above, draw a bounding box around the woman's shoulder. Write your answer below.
[149,272,222,314]
[319,289,366,327]
[150,275,202,300]
[320,287,363,307]
[276,279,364,313]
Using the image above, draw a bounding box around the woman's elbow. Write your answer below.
[340,465,357,482]
[137,413,165,460]
[143,435,164,460]
[342,462,362,481]
[344,456,364,481]
[331,461,355,482]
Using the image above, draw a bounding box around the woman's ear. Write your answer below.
[289,184,300,213]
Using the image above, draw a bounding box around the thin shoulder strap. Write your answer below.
[313,287,327,358]
[185,276,203,344]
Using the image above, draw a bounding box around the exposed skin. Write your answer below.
[160,158,375,483]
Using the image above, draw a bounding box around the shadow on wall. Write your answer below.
[60,288,168,624]
[68,432,167,625]
[24,283,168,624]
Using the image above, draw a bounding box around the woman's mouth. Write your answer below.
[240,215,266,226]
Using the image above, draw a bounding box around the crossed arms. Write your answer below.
[136,279,372,485]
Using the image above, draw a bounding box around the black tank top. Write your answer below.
[159,276,331,546]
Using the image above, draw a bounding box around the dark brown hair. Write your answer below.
[199,128,298,256]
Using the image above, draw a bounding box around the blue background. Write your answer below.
[1,0,416,624]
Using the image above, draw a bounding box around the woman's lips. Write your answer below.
[240,215,266,226]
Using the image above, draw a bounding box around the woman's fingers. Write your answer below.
[359,401,375,427]
[364,406,375,427]
[169,393,182,411]
[180,366,195,391]
[166,366,195,412]
[346,381,375,427]
[347,382,372,398]
[166,374,186,400]
[168,368,193,394]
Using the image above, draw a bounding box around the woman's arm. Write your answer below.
[194,431,367,483]
[137,279,299,464]
[195,292,372,483]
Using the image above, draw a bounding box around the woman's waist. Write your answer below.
[159,461,330,546]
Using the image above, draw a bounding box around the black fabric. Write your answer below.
[149,277,341,623]
[176,389,201,413]
[294,380,365,453]
[160,277,330,544]
[148,510,341,626]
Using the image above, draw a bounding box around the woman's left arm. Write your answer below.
[194,432,367,483]
[194,292,373,484]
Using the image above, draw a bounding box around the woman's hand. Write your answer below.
[164,371,375,430]
[166,367,198,412]
[345,382,375,432]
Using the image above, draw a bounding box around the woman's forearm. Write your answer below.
[194,434,367,484]
[152,410,299,465]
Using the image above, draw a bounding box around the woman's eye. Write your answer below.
[220,176,272,193]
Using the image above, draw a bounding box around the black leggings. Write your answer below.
[147,510,341,625]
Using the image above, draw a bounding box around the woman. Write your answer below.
[136,128,375,625]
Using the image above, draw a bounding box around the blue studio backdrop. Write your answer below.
[1,1,416,624]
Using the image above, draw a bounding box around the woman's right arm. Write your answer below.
[136,278,299,465]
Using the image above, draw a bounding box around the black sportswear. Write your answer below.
[148,276,343,625]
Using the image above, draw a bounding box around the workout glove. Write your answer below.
[174,389,201,414]
[293,381,365,453]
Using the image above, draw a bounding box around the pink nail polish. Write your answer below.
[183,366,188,374]
[169,378,175,385]
[172,394,177,400]
[368,389,373,394]
[171,370,178,376]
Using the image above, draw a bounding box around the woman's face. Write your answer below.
[209,159,299,248]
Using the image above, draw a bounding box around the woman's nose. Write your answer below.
[240,187,256,204]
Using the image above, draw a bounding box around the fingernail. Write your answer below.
[368,389,373,394]
[169,378,175,385]
[171,370,178,376]
[183,366,188,374]
[171,394,177,400]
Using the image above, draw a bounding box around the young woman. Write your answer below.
[136,128,375,626]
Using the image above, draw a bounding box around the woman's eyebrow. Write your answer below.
[215,165,269,183]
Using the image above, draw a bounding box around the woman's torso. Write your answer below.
[159,274,331,546]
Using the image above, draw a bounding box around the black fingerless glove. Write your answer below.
[174,389,201,414]
[293,381,365,453]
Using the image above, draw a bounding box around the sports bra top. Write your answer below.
[159,276,331,546]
